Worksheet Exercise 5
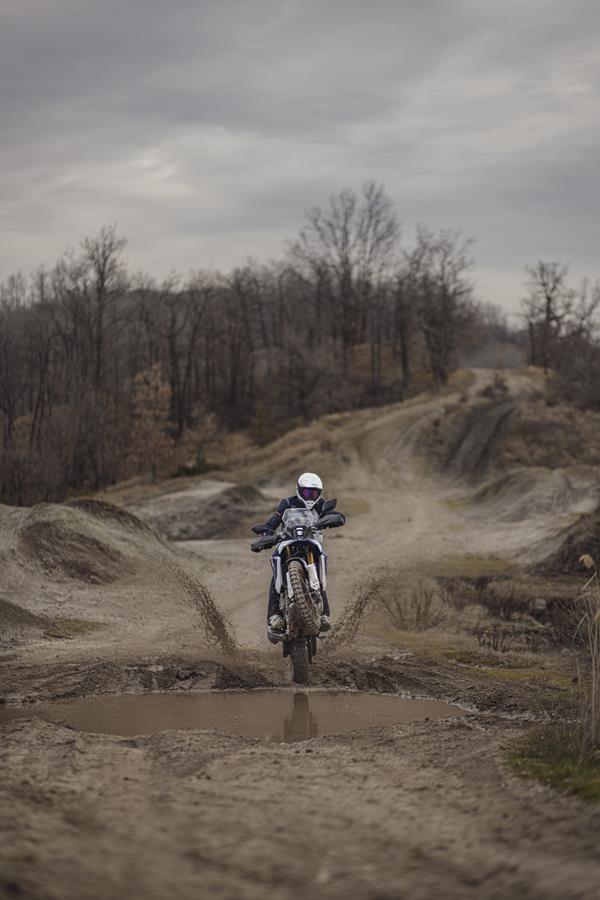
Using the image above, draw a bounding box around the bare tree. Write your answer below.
[81,225,129,389]
[393,233,435,391]
[410,227,474,385]
[290,181,400,368]
[521,261,600,373]
[521,261,572,371]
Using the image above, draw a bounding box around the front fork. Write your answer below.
[272,546,327,620]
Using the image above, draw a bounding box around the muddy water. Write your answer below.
[0,690,464,742]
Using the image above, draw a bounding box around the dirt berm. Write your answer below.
[0,498,235,655]
[130,483,273,541]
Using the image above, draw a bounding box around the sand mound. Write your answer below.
[0,499,237,653]
[0,597,105,646]
[0,597,51,647]
[471,468,589,523]
[20,519,124,584]
[134,482,272,541]
[17,501,162,584]
[199,484,272,539]
[495,400,600,470]
[0,596,45,630]
[66,498,156,534]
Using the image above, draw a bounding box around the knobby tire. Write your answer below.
[287,560,318,684]
[287,561,320,633]
[290,637,309,684]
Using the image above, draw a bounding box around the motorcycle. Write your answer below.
[251,499,346,684]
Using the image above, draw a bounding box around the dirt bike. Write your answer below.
[251,499,345,684]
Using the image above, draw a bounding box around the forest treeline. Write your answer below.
[0,182,597,505]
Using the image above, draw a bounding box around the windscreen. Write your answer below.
[282,508,317,528]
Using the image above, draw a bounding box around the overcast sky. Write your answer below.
[1,0,598,313]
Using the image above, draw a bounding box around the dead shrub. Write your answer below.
[379,577,446,631]
[474,624,509,653]
[575,554,600,750]
[477,581,531,621]
[474,620,551,654]
[544,597,586,648]
[327,571,447,649]
[441,578,477,612]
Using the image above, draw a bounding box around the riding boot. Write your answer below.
[267,577,281,623]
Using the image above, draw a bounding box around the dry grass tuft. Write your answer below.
[327,570,447,651]
[509,552,600,799]
[576,554,600,750]
[508,726,600,802]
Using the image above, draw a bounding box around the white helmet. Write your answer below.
[297,472,323,509]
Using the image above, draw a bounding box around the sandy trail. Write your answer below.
[180,368,593,648]
[2,368,600,900]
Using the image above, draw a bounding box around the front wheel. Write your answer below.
[290,637,309,684]
[287,560,320,634]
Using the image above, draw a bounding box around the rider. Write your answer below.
[255,472,332,637]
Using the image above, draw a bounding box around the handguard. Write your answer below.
[250,532,279,553]
[251,523,273,535]
[316,512,346,529]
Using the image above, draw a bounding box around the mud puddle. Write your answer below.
[0,690,465,742]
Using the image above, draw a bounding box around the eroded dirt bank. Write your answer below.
[2,369,600,899]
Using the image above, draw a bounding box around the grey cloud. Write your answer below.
[0,0,599,310]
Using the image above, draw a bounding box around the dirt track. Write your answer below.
[3,713,600,900]
[2,368,600,899]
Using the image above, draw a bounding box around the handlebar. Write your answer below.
[250,512,346,552]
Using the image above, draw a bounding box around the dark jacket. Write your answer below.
[263,495,328,533]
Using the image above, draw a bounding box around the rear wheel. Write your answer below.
[291,637,309,684]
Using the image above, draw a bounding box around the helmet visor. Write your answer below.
[299,486,321,502]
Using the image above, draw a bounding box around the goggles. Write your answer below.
[299,486,321,501]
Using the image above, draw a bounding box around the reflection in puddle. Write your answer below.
[0,690,465,742]
[285,692,318,742]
